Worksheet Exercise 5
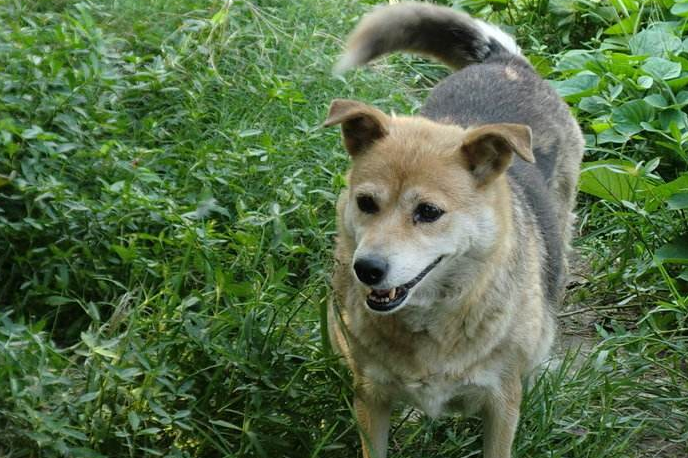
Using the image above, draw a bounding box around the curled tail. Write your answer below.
[334,2,520,74]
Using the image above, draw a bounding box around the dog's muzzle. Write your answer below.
[366,256,443,312]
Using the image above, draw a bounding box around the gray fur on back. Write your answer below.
[421,55,571,185]
[421,55,575,304]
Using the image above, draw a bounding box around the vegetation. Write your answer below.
[0,0,686,456]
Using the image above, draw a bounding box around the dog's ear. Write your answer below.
[461,123,534,186]
[323,99,389,156]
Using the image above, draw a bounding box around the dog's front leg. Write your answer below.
[354,391,391,458]
[482,376,522,458]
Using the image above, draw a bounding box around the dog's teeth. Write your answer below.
[389,288,396,299]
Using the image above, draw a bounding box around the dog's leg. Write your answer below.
[482,376,522,458]
[354,393,391,458]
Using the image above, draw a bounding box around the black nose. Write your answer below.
[353,257,388,285]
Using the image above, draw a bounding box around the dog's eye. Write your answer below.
[414,203,444,223]
[357,195,379,214]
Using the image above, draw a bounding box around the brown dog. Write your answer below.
[325,3,583,458]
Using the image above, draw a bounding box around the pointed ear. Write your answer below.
[323,99,389,156]
[461,123,534,186]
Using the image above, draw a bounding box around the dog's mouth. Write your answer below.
[366,257,443,312]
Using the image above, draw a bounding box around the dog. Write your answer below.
[324,2,584,458]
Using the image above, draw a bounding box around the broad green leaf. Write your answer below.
[554,50,597,73]
[646,174,688,210]
[641,57,681,80]
[596,129,629,144]
[668,75,688,90]
[644,94,668,108]
[629,28,682,56]
[636,75,653,89]
[608,53,644,77]
[675,91,688,106]
[652,174,688,198]
[609,83,624,100]
[668,192,688,210]
[579,96,609,114]
[611,100,655,135]
[655,236,688,264]
[550,72,600,101]
[579,160,652,202]
[527,54,553,77]
[671,1,688,17]
[591,122,612,133]
[659,109,688,130]
[20,125,44,139]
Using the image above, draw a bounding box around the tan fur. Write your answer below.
[327,108,556,458]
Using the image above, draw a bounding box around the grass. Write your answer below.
[0,0,687,457]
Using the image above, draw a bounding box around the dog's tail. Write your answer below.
[334,2,520,74]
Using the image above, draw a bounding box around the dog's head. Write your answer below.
[325,99,533,314]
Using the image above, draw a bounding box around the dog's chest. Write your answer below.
[363,359,498,418]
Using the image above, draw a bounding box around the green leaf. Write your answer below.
[668,192,688,210]
[209,419,242,430]
[668,75,688,90]
[579,96,609,114]
[596,129,629,144]
[677,91,688,106]
[655,236,688,264]
[550,72,600,101]
[629,29,682,56]
[611,100,655,136]
[94,347,118,359]
[679,268,688,282]
[46,295,74,306]
[604,13,639,35]
[611,0,639,13]
[644,94,668,108]
[77,392,100,404]
[210,8,228,25]
[650,174,688,202]
[128,411,141,431]
[111,244,136,262]
[579,160,652,202]
[607,53,644,77]
[671,1,688,17]
[659,109,688,130]
[554,50,597,73]
[641,57,682,80]
[148,400,170,419]
[636,75,653,89]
